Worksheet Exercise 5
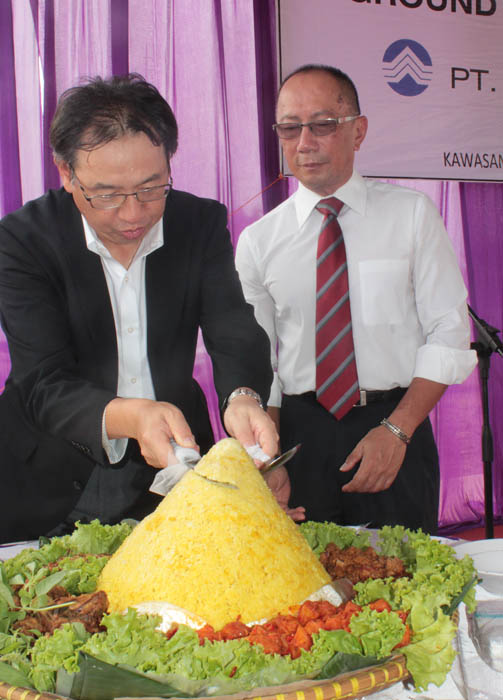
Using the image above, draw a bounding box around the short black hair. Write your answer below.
[50,73,178,168]
[279,64,361,114]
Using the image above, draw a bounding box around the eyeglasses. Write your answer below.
[272,116,360,140]
[72,170,173,210]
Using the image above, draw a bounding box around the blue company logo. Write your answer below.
[382,39,433,96]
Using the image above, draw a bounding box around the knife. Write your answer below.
[261,444,301,475]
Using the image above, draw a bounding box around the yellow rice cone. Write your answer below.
[98,438,330,628]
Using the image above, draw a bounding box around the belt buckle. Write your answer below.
[356,389,366,407]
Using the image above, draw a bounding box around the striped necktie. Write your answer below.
[315,197,359,419]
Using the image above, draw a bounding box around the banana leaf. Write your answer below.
[56,653,190,700]
[443,574,478,617]
[0,660,33,689]
[315,651,383,680]
[55,647,392,700]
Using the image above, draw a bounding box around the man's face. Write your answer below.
[56,132,170,254]
[276,71,368,196]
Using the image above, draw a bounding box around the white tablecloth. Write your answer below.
[0,539,39,559]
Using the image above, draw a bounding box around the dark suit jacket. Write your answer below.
[0,188,272,542]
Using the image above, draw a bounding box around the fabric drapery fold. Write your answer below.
[0,0,21,215]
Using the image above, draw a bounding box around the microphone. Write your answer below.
[468,305,503,359]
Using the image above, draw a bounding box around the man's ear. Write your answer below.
[353,116,368,152]
[54,158,74,193]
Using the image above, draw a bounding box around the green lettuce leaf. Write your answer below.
[39,519,133,561]
[29,622,90,692]
[401,608,456,691]
[75,609,383,696]
[300,521,371,555]
[349,608,405,658]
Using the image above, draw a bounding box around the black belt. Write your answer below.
[287,387,407,406]
[353,387,407,406]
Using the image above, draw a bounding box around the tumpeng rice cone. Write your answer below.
[98,438,330,629]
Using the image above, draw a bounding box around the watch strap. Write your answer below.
[224,387,264,411]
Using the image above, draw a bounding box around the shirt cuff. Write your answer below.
[414,344,478,385]
[267,372,283,408]
[101,408,128,464]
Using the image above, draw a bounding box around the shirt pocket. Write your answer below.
[358,259,410,326]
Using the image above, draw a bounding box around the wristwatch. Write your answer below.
[224,387,264,411]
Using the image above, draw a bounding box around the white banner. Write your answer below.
[277,0,502,181]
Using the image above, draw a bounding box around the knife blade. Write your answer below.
[261,443,301,475]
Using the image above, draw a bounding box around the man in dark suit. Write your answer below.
[0,74,279,543]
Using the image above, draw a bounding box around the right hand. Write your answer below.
[105,397,198,468]
[263,465,306,522]
[223,394,279,460]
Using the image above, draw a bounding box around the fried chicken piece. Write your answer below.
[12,590,108,637]
[320,543,408,584]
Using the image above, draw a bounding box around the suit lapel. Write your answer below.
[57,196,118,389]
[146,192,194,386]
[56,190,198,393]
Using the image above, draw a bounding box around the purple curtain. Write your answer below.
[0,0,21,387]
[0,0,501,528]
[0,1,21,215]
[460,183,503,527]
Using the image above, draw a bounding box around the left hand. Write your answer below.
[340,425,407,493]
[263,466,306,521]
[223,395,279,460]
[340,378,448,493]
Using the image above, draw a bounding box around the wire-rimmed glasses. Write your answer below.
[72,170,173,210]
[272,116,360,140]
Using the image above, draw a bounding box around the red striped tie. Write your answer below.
[315,197,359,419]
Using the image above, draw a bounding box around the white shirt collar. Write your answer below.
[82,215,164,262]
[293,170,368,228]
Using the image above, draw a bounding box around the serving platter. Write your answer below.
[452,538,503,596]
[0,655,410,700]
[0,543,412,700]
[0,536,412,700]
[0,518,472,700]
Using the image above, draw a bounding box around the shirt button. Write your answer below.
[131,377,137,384]
[73,480,83,491]
[125,275,129,283]
[128,327,134,333]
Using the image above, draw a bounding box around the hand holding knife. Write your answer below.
[150,442,301,496]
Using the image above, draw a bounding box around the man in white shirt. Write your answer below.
[235,64,477,533]
[0,74,279,542]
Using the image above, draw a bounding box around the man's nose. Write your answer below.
[118,193,144,220]
[296,124,318,150]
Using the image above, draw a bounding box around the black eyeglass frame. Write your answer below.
[272,116,361,140]
[70,168,173,210]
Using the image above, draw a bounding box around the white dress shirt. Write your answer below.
[235,171,477,407]
[83,216,163,462]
